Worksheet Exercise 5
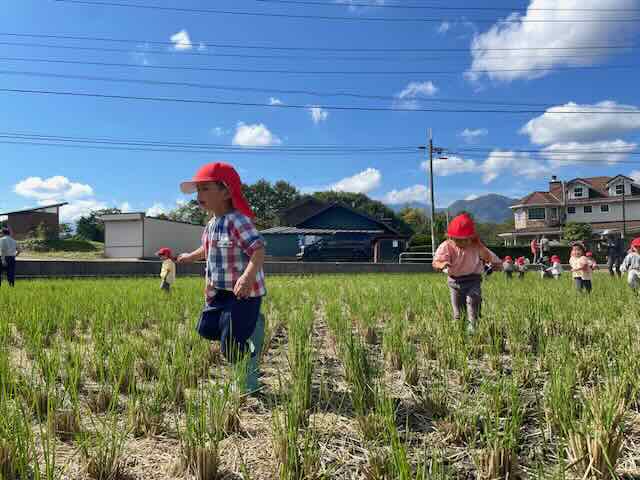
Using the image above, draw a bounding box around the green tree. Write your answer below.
[242,179,300,230]
[399,207,428,233]
[59,223,73,239]
[76,208,121,242]
[562,222,593,243]
[168,200,209,226]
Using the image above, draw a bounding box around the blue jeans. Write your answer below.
[196,289,262,362]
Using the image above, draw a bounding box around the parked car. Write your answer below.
[296,239,372,262]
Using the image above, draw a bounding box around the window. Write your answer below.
[584,206,592,214]
[601,205,609,213]
[616,184,625,195]
[550,208,558,219]
[567,206,576,214]
[574,186,584,197]
[528,208,546,220]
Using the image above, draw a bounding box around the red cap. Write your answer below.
[551,255,561,262]
[631,237,640,248]
[504,256,513,262]
[447,213,476,239]
[180,162,255,218]
[516,256,525,265]
[156,247,173,258]
[586,251,593,257]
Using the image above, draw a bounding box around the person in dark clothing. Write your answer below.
[0,228,19,287]
[603,233,625,277]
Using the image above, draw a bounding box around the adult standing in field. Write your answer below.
[0,228,19,287]
[603,232,624,277]
[540,235,550,259]
[177,162,266,394]
[530,237,539,264]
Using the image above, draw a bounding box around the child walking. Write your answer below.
[503,256,515,279]
[547,255,563,280]
[177,162,266,394]
[569,243,592,294]
[516,256,527,279]
[621,237,640,290]
[432,213,502,334]
[156,247,176,293]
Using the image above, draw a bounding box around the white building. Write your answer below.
[500,175,640,245]
[100,213,204,259]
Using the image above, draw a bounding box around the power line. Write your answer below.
[2,86,639,114]
[1,55,638,76]
[54,0,640,23]
[455,147,640,156]
[3,40,633,63]
[2,32,635,53]
[251,0,640,12]
[0,68,590,108]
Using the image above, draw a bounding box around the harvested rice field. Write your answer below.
[2,273,640,479]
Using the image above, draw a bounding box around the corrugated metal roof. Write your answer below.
[261,226,384,235]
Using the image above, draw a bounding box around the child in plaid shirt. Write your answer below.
[178,162,266,394]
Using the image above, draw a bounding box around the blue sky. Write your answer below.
[1,0,640,222]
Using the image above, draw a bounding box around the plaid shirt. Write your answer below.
[202,211,266,297]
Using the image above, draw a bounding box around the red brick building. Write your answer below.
[0,202,67,240]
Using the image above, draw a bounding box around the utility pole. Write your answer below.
[622,182,627,239]
[427,129,445,256]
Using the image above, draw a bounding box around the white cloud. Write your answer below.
[396,81,438,100]
[480,150,551,184]
[382,185,429,205]
[630,171,640,183]
[465,194,480,201]
[14,176,94,202]
[232,122,282,147]
[467,0,639,82]
[521,101,640,144]
[59,200,108,223]
[269,97,284,106]
[119,202,132,213]
[437,22,451,34]
[421,156,478,176]
[542,140,638,166]
[170,29,192,51]
[309,106,329,124]
[146,203,169,217]
[459,128,488,143]
[331,168,382,194]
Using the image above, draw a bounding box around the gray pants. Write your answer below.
[447,274,482,323]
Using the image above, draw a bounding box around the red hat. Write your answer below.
[447,213,476,239]
[586,251,593,257]
[551,255,561,262]
[631,237,640,248]
[180,162,255,218]
[156,247,173,258]
[516,256,525,265]
[504,256,513,262]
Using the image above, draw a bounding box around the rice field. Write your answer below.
[2,273,640,480]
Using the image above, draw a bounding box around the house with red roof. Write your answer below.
[499,175,640,245]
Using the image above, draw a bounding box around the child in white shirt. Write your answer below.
[621,238,640,290]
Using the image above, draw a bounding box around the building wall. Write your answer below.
[142,218,203,258]
[104,219,143,258]
[566,200,640,224]
[8,211,59,240]
[262,233,301,257]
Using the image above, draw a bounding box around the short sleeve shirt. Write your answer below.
[570,256,592,280]
[202,211,266,297]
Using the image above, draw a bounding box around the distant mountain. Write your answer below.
[389,194,517,224]
[446,194,517,224]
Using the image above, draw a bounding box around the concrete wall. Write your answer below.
[104,219,143,258]
[142,218,203,258]
[14,259,433,279]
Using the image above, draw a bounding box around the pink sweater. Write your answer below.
[433,240,501,277]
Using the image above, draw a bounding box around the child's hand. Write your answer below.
[234,275,253,299]
[177,253,192,264]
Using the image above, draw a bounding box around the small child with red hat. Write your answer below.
[432,213,502,333]
[156,247,176,293]
[503,256,515,279]
[515,256,527,279]
[547,255,563,280]
[177,162,266,393]
[621,237,640,290]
